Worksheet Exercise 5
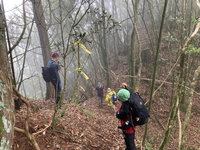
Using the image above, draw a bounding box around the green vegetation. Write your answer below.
[83,109,95,118]
[186,44,200,54]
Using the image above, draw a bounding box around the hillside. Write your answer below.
[13,90,200,150]
[13,55,200,150]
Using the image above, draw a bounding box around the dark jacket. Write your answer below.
[96,86,104,97]
[116,101,136,134]
[47,60,61,83]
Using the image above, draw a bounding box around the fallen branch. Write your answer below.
[14,126,40,150]
[14,127,26,134]
[32,120,52,136]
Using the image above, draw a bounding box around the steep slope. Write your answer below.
[14,55,200,150]
[14,99,127,150]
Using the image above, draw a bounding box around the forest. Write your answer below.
[0,0,200,150]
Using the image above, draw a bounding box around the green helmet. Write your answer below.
[117,89,130,102]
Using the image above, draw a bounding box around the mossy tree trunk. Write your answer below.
[129,14,136,92]
[0,5,15,150]
[179,66,200,150]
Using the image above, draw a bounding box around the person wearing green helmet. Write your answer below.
[116,89,137,150]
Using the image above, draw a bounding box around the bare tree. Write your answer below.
[142,0,169,146]
[31,0,53,100]
[101,0,111,88]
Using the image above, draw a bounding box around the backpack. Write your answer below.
[111,94,118,104]
[42,67,51,82]
[128,93,149,126]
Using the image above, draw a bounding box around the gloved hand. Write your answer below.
[116,111,120,119]
[59,81,62,88]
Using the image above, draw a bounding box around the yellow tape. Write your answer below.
[76,67,82,72]
[75,68,89,80]
[81,72,89,80]
[73,41,92,55]
[79,43,92,55]
[74,41,79,46]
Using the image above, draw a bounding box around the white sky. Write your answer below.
[3,0,23,13]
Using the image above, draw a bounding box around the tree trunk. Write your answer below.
[101,0,110,88]
[142,0,168,146]
[180,66,200,150]
[129,29,136,92]
[128,0,139,92]
[132,0,142,90]
[159,5,200,149]
[112,0,119,69]
[180,0,187,107]
[0,5,15,149]
[31,0,53,100]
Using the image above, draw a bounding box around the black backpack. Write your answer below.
[42,67,51,82]
[128,93,149,126]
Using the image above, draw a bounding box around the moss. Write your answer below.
[2,116,12,133]
[0,137,9,150]
[180,102,188,113]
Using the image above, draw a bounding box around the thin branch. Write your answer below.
[72,0,94,27]
[178,108,182,150]
[152,18,200,97]
[14,127,26,134]
[17,74,38,85]
[17,19,34,90]
[32,120,52,136]
[9,0,27,53]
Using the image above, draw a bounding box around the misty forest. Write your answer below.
[0,0,200,149]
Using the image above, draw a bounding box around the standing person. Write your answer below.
[116,89,137,150]
[48,52,62,105]
[96,82,104,107]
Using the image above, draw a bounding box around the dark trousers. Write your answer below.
[97,96,103,107]
[123,132,137,150]
[51,80,61,104]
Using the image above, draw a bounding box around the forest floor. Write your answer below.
[13,94,200,150]
[14,56,200,150]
